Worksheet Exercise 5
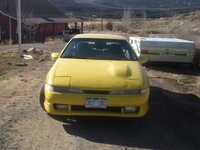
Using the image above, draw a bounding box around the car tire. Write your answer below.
[193,50,200,69]
[39,83,46,111]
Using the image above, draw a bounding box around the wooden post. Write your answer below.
[52,23,55,39]
[75,22,77,29]
[28,25,31,43]
[65,23,69,30]
[9,17,12,44]
[81,22,83,33]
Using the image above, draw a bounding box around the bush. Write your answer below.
[106,22,113,31]
[116,24,128,32]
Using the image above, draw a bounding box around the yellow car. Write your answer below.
[39,34,150,118]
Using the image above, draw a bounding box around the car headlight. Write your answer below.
[140,87,150,94]
[45,83,54,92]
[110,87,149,95]
[45,83,82,93]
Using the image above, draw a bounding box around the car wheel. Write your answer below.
[39,83,46,111]
[193,51,200,69]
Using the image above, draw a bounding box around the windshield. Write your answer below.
[61,38,137,61]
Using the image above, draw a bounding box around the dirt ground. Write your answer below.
[0,43,200,150]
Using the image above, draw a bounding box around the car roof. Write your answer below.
[73,34,127,40]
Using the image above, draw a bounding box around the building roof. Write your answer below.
[0,0,82,24]
[0,10,17,21]
[74,34,127,40]
[24,17,81,25]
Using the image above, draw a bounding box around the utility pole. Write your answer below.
[142,6,146,34]
[100,7,104,31]
[9,17,12,44]
[17,0,22,56]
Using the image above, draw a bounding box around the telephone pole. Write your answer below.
[142,6,146,34]
[17,0,22,55]
[100,7,104,31]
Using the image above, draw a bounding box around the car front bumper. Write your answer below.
[44,90,150,118]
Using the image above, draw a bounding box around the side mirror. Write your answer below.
[138,56,148,64]
[51,53,60,61]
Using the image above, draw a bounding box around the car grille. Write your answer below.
[71,105,121,113]
[83,90,110,94]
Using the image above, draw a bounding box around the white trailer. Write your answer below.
[129,37,196,63]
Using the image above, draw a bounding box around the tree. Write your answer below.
[121,8,131,32]
[106,22,113,31]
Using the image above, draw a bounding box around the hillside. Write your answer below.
[76,0,200,8]
[48,0,100,16]
[48,0,200,18]
[0,0,65,17]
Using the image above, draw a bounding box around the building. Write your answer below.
[0,0,83,43]
[0,10,17,43]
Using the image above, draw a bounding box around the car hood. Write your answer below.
[53,58,143,90]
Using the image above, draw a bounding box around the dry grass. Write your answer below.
[0,52,24,81]
[84,11,200,44]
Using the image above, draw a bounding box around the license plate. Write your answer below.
[85,98,107,109]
